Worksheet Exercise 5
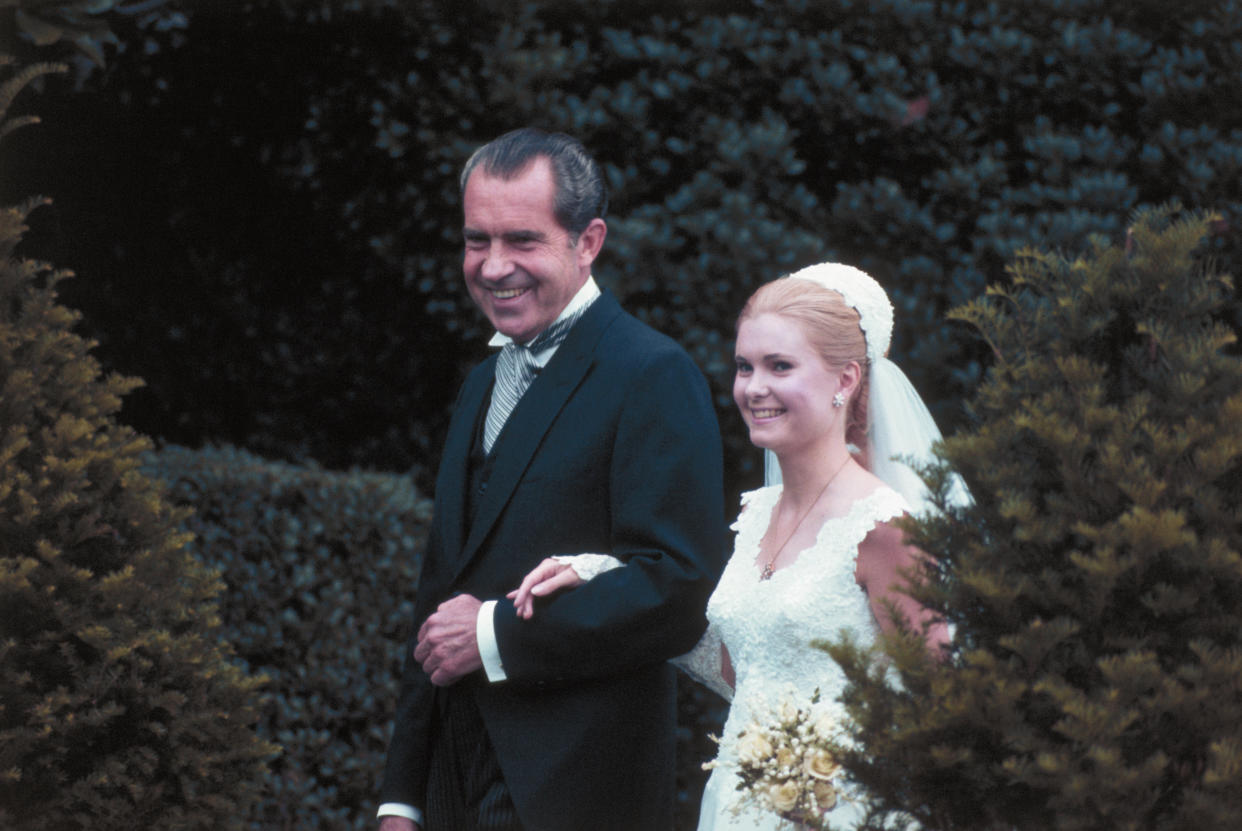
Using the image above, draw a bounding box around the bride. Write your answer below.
[510,263,963,829]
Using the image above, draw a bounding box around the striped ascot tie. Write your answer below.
[482,308,584,453]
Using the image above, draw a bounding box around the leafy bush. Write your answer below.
[4,0,1239,504]
[0,61,273,830]
[143,444,431,829]
[831,207,1242,828]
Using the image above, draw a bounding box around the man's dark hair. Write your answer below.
[460,127,608,241]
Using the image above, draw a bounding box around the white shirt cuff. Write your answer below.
[377,802,422,824]
[477,599,506,682]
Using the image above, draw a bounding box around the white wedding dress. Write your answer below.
[692,482,909,831]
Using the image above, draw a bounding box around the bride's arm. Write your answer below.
[510,555,736,699]
[855,521,950,653]
[508,554,623,619]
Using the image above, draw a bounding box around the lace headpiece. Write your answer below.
[785,262,893,363]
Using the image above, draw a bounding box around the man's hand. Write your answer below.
[378,817,419,831]
[415,593,484,686]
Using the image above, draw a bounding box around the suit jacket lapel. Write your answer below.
[434,356,494,576]
[453,292,621,580]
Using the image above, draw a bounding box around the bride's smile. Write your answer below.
[733,311,845,455]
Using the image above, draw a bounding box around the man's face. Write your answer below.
[462,157,604,344]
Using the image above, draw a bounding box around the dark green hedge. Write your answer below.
[6,0,1239,504]
[143,445,428,829]
[144,443,727,829]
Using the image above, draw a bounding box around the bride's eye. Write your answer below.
[735,359,752,374]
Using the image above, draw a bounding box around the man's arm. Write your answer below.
[420,556,623,687]
[492,346,727,682]
[377,365,493,817]
[376,646,435,816]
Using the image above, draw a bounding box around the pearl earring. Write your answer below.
[832,392,845,408]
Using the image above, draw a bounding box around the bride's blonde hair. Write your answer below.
[738,277,871,460]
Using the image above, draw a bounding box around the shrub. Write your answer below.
[6,0,1239,503]
[0,61,273,830]
[144,444,431,830]
[830,207,1242,829]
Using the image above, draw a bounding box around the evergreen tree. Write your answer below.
[0,59,274,829]
[829,206,1242,830]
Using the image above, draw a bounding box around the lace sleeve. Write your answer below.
[550,553,624,581]
[671,625,733,702]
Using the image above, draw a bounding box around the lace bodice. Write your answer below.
[700,484,909,829]
[551,484,911,828]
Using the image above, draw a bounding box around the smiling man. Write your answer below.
[461,153,600,345]
[376,128,727,831]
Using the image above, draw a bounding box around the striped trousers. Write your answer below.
[425,687,524,831]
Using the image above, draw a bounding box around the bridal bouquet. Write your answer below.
[705,689,849,828]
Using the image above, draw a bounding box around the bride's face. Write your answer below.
[733,313,842,455]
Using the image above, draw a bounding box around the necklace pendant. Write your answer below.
[760,563,774,581]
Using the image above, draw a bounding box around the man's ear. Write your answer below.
[575,218,608,267]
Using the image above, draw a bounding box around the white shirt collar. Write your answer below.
[487,276,601,365]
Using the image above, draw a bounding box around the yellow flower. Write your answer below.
[736,727,774,768]
[769,780,801,813]
[804,748,840,781]
[812,779,839,812]
[776,746,798,769]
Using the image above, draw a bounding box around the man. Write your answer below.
[377,128,726,831]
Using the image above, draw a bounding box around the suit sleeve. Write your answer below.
[493,346,728,683]
[377,585,436,807]
[377,365,488,808]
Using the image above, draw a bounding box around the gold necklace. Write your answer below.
[759,454,852,581]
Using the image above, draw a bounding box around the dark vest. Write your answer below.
[466,379,499,527]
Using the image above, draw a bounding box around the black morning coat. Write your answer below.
[380,291,728,831]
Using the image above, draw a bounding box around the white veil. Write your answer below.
[761,264,969,516]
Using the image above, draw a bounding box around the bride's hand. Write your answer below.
[507,558,584,619]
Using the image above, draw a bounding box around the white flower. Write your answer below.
[812,710,837,741]
[812,779,839,812]
[768,780,801,813]
[735,726,774,768]
[804,749,840,781]
[775,746,798,770]
[777,697,800,727]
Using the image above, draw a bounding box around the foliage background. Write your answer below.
[142,445,431,830]
[0,61,276,825]
[3,0,1242,827]
[5,0,1239,502]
